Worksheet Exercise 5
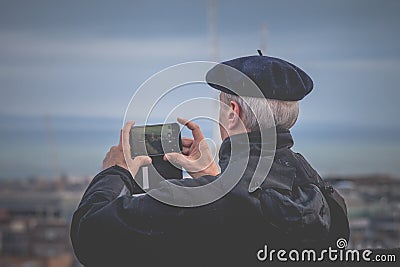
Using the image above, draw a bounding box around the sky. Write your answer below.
[0,0,400,178]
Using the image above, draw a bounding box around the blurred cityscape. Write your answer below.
[328,175,400,249]
[0,176,91,267]
[0,174,399,267]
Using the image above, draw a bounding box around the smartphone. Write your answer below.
[130,123,182,158]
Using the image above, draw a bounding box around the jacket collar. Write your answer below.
[218,128,294,171]
[275,128,294,150]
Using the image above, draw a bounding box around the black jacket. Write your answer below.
[71,130,349,266]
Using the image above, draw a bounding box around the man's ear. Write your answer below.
[227,100,241,130]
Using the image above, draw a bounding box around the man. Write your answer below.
[71,54,349,266]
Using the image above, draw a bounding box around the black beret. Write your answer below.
[206,55,313,101]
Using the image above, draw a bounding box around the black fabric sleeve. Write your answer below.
[70,166,224,266]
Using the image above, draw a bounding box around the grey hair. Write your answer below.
[220,92,299,131]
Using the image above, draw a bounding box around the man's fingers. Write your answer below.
[182,147,190,155]
[181,137,194,147]
[177,117,204,140]
[103,151,110,162]
[177,117,188,125]
[165,152,212,173]
[164,152,186,166]
[110,146,120,153]
[164,153,180,164]
[181,138,193,153]
[118,130,123,149]
[127,156,152,176]
[122,121,135,158]
[133,155,152,166]
[122,121,135,137]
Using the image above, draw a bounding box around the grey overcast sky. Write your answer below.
[0,0,399,128]
[1,0,400,178]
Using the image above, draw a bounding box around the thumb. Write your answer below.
[126,156,152,177]
[164,153,186,166]
[133,155,152,166]
[118,130,123,149]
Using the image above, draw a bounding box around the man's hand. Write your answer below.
[103,121,152,177]
[102,130,127,170]
[164,117,219,178]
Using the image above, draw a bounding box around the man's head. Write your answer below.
[206,54,312,140]
[218,92,299,140]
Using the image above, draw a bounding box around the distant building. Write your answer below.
[0,174,399,266]
[0,179,85,267]
[327,175,400,249]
